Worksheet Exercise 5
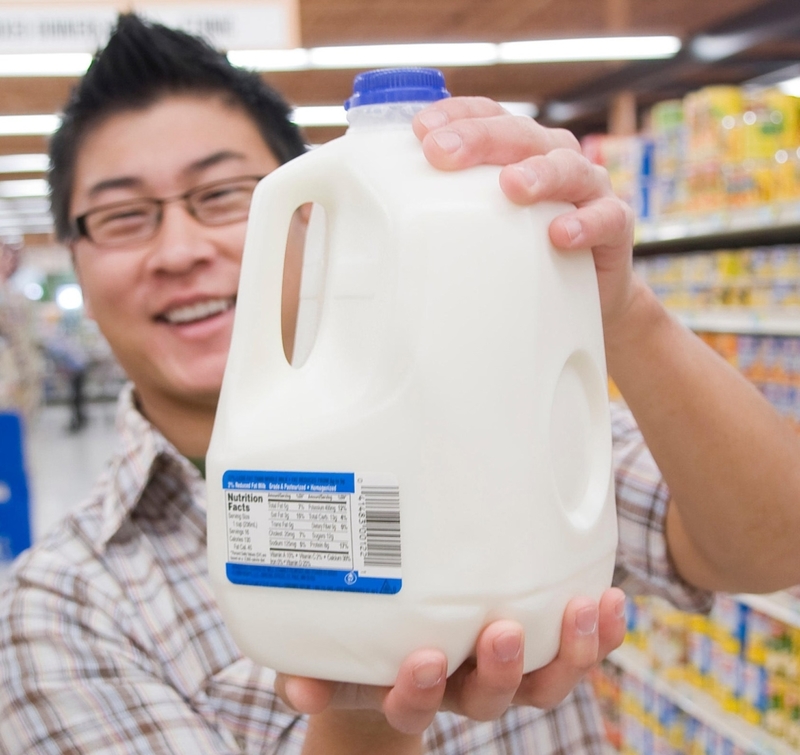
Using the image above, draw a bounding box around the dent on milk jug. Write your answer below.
[206,68,618,685]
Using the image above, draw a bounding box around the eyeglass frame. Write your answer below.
[71,174,266,248]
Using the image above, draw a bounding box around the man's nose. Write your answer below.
[145,201,214,271]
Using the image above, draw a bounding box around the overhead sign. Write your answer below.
[0,2,299,53]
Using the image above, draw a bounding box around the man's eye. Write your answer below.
[90,205,153,239]
[201,187,237,201]
[197,187,247,206]
[98,207,150,225]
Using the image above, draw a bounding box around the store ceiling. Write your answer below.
[1,0,800,237]
[289,0,800,139]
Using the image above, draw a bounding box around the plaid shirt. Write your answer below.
[0,388,711,754]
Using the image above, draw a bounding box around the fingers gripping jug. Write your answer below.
[206,68,618,685]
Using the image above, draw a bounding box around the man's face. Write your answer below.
[69,94,285,416]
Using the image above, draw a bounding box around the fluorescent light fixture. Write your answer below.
[227,48,310,71]
[0,179,49,198]
[778,76,800,97]
[0,104,536,137]
[0,37,682,78]
[499,36,681,62]
[0,154,50,173]
[291,101,538,127]
[291,106,348,127]
[229,36,681,72]
[0,115,61,136]
[0,53,92,77]
[691,32,755,62]
[544,101,588,124]
[501,102,538,118]
[309,42,498,69]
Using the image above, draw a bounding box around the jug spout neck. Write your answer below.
[345,101,429,132]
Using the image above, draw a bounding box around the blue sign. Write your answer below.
[0,412,32,560]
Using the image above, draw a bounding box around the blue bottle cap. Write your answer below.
[344,68,450,110]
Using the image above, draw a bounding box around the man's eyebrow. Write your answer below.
[87,176,142,198]
[184,150,247,176]
[86,151,248,198]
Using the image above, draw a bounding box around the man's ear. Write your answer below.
[69,244,94,320]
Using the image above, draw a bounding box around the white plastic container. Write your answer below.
[206,68,618,685]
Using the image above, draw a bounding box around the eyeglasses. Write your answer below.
[73,175,264,248]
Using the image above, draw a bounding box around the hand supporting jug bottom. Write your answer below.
[206,67,618,685]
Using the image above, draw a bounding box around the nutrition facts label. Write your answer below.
[222,470,402,594]
[267,495,352,563]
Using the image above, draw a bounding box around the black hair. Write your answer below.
[48,13,307,241]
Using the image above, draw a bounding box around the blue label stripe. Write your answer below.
[226,563,402,595]
[223,470,355,494]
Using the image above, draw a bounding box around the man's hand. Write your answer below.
[412,97,636,338]
[275,588,626,735]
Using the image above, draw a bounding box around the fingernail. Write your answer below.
[576,605,598,635]
[513,164,539,188]
[412,659,445,689]
[282,677,303,711]
[615,596,627,620]
[493,631,522,663]
[431,130,463,154]
[563,218,583,243]
[417,110,449,131]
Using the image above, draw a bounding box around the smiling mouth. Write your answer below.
[159,297,236,325]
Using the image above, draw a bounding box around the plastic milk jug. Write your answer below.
[206,68,618,685]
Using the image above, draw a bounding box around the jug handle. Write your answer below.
[225,149,338,393]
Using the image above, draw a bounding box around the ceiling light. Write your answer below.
[291,106,348,127]
[0,37,682,78]
[0,105,539,137]
[291,101,538,127]
[0,115,60,136]
[777,76,800,97]
[501,102,539,118]
[229,36,681,73]
[0,179,49,198]
[691,32,756,62]
[499,36,681,63]
[0,154,50,173]
[227,48,310,71]
[308,43,498,69]
[0,53,92,77]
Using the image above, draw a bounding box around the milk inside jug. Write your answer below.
[206,68,618,685]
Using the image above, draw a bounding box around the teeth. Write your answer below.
[163,298,234,324]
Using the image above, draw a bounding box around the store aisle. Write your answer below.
[25,402,120,541]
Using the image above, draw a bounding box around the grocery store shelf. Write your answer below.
[608,645,795,755]
[635,203,800,256]
[675,311,800,336]
[737,591,800,630]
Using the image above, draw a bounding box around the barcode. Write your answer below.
[361,484,401,567]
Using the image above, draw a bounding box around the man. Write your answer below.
[1,13,799,755]
[0,239,42,424]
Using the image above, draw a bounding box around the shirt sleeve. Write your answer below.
[610,401,714,613]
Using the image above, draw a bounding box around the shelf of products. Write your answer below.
[674,312,800,337]
[590,81,800,755]
[737,593,800,632]
[593,593,800,754]
[608,645,795,755]
[635,204,800,257]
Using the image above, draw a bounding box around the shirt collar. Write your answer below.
[95,383,206,550]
